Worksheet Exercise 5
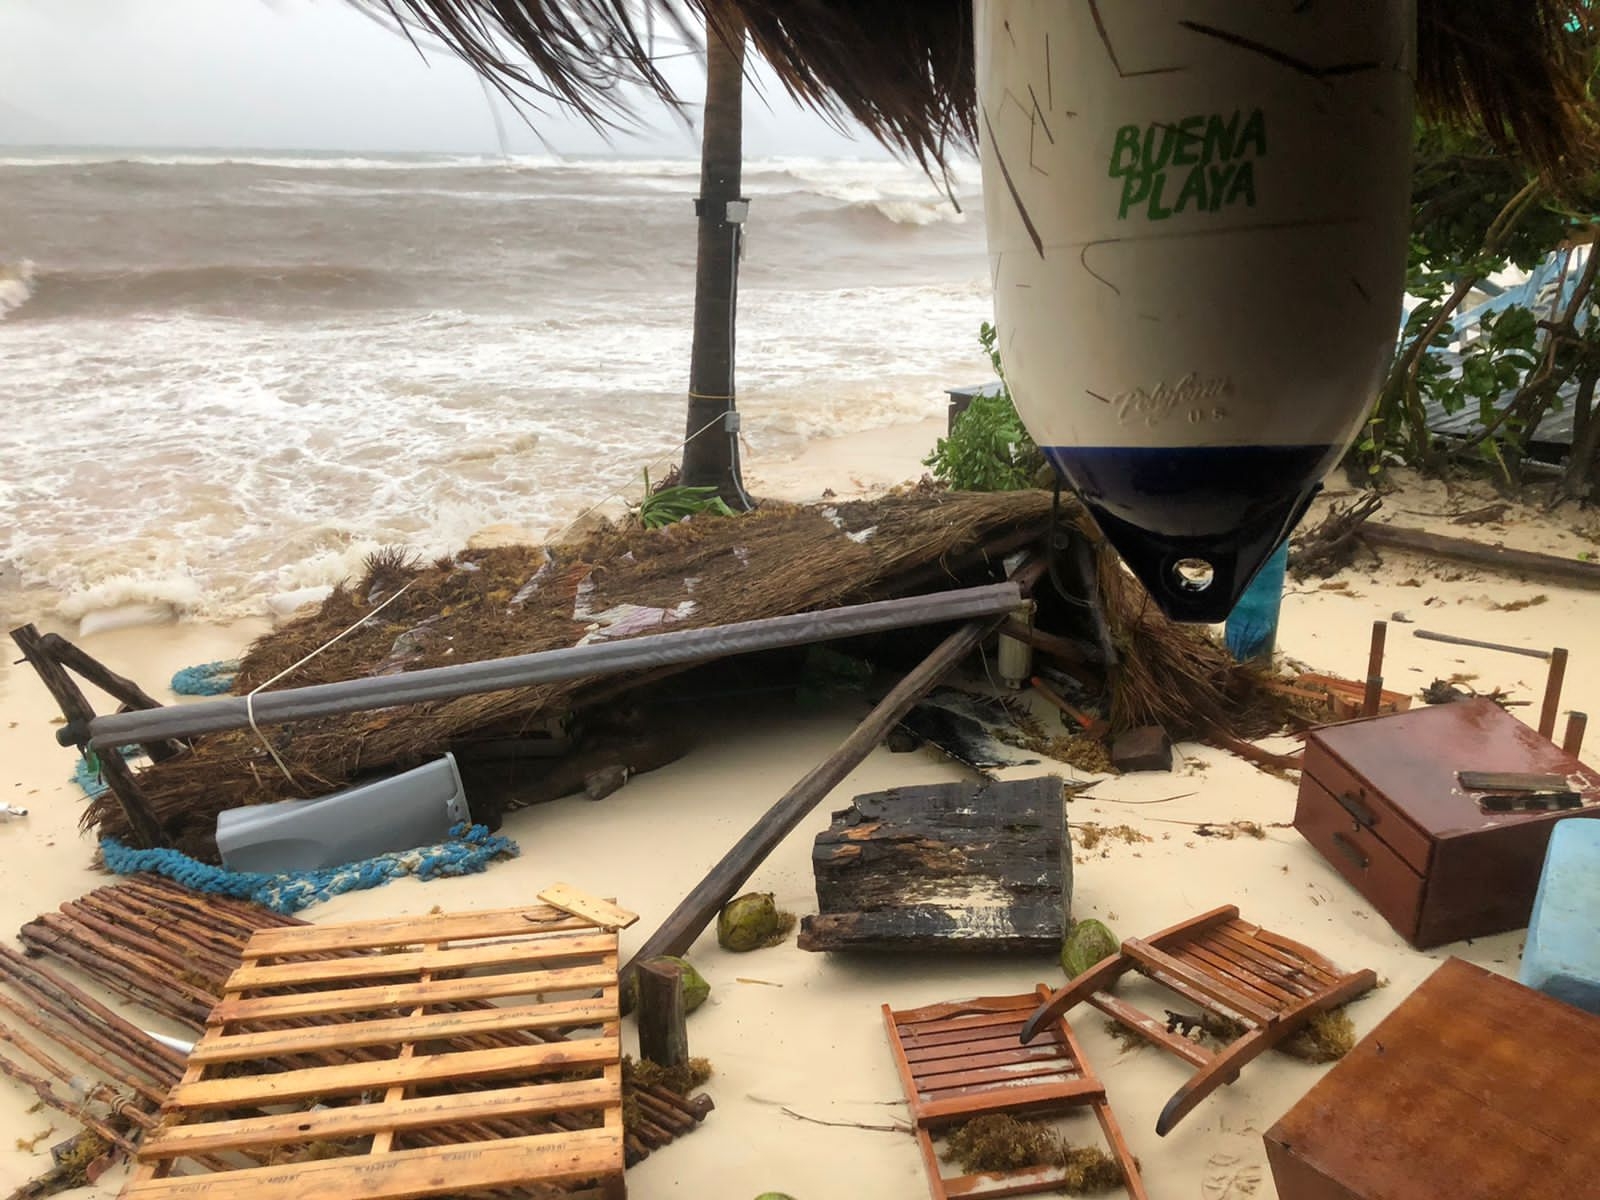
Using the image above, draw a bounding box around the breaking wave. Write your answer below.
[0,260,36,320]
[5,263,406,319]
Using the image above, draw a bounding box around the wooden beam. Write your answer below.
[619,558,1046,1006]
[1363,525,1600,590]
[1564,711,1588,756]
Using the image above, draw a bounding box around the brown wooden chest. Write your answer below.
[1265,957,1600,1200]
[1294,698,1600,948]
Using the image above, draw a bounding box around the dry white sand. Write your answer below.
[2,428,1596,1200]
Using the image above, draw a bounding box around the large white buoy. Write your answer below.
[976,2,1415,620]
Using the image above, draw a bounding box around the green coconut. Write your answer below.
[717,892,796,952]
[1060,919,1120,979]
[626,955,710,1014]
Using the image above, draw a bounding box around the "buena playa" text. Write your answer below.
[1107,109,1267,222]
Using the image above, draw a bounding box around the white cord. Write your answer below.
[246,579,417,789]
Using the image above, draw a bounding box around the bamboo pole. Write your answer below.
[87,584,1025,749]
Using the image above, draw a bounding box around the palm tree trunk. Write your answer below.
[681,17,750,505]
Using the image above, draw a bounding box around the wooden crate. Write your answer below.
[125,903,626,1200]
[1295,698,1600,947]
[1265,957,1600,1199]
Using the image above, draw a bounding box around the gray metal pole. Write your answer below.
[87,583,1024,750]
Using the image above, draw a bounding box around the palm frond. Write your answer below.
[368,1,1597,181]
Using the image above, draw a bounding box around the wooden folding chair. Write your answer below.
[885,986,1148,1200]
[1021,906,1376,1137]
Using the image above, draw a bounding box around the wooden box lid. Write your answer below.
[1306,699,1600,842]
[1265,957,1600,1200]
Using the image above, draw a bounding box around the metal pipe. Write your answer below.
[1411,629,1553,660]
[88,583,1023,749]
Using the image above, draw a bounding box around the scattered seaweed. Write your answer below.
[941,1115,1124,1192]
[1492,593,1548,612]
[1074,823,1151,851]
[15,1125,54,1153]
[1172,1007,1357,1063]
[996,706,1115,775]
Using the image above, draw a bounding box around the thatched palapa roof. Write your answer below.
[368,0,1598,181]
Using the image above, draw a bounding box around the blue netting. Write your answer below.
[73,748,140,798]
[171,660,239,696]
[99,822,518,915]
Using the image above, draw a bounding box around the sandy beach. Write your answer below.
[2,422,1596,1200]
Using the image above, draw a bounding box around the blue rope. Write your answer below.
[171,660,239,696]
[99,822,519,915]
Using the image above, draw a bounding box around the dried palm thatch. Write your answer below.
[1094,542,1294,743]
[369,0,1599,182]
[88,489,1053,855]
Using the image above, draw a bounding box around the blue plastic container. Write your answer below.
[1519,818,1600,1015]
[1225,539,1289,663]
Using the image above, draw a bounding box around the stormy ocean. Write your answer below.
[0,150,989,623]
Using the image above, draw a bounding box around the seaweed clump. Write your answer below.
[625,1054,714,1096]
[1182,1007,1357,1063]
[1279,1008,1357,1063]
[941,1115,1124,1193]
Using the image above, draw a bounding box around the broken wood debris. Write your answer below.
[798,776,1068,954]
[1022,905,1377,1136]
[10,878,708,1188]
[619,556,1048,1002]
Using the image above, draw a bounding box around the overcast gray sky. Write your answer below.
[0,0,888,157]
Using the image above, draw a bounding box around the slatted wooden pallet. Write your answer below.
[125,903,626,1200]
[1021,905,1377,1137]
[884,987,1148,1200]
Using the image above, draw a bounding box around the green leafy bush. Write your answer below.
[923,323,1044,491]
[636,468,736,528]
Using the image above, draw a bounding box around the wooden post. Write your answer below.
[619,557,1046,1006]
[1362,620,1387,717]
[1562,710,1587,757]
[39,633,184,762]
[9,625,167,849]
[1539,647,1569,740]
[635,960,688,1071]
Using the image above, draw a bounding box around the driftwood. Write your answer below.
[619,557,1047,1002]
[798,775,1068,953]
[1361,524,1600,590]
[1288,494,1384,580]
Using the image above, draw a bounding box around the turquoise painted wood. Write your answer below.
[1519,818,1600,1014]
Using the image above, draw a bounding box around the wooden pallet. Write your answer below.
[126,903,626,1200]
[884,987,1148,1200]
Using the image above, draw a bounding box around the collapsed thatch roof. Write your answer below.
[93,489,1053,856]
[369,0,1597,180]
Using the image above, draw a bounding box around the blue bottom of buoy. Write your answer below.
[1045,443,1333,622]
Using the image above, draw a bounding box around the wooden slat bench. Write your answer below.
[885,987,1147,1200]
[1022,905,1376,1136]
[125,902,626,1199]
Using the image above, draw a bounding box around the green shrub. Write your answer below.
[923,323,1044,491]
